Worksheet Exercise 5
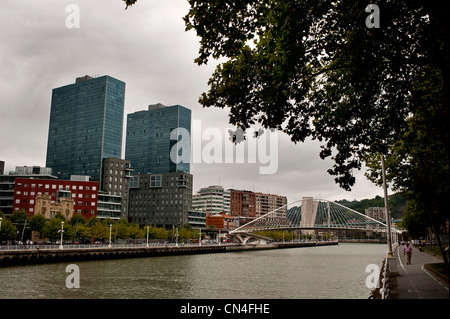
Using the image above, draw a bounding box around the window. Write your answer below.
[150,175,162,188]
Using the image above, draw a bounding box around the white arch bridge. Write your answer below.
[229,197,401,245]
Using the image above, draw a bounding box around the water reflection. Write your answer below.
[0,243,387,299]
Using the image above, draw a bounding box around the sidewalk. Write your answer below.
[393,246,449,299]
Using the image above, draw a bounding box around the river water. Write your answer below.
[0,243,387,299]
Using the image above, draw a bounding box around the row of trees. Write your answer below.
[0,210,202,244]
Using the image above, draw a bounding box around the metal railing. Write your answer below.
[369,243,398,299]
[0,242,238,251]
[379,256,390,299]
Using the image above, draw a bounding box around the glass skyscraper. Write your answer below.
[125,103,191,174]
[46,75,126,181]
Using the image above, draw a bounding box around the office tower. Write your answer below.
[125,103,191,175]
[46,75,126,182]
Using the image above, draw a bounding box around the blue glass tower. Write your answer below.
[46,75,126,181]
[125,103,191,174]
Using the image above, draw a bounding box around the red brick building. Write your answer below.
[229,189,287,218]
[230,190,256,217]
[12,178,99,220]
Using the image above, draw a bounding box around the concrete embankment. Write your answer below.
[0,241,338,266]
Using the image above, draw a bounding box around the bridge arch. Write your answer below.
[230,197,395,243]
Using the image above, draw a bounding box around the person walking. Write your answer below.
[404,241,413,264]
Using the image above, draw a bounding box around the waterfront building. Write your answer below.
[100,158,132,219]
[128,172,193,228]
[192,185,230,215]
[125,103,191,175]
[255,192,287,218]
[12,177,99,220]
[46,75,126,182]
[365,207,387,222]
[0,166,57,217]
[229,189,256,217]
[205,212,239,231]
[187,209,206,230]
[34,194,74,220]
[97,192,122,220]
[229,189,287,218]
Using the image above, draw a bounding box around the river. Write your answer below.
[0,243,388,299]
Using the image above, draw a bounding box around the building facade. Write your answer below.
[365,207,387,222]
[0,166,57,216]
[192,185,230,215]
[97,192,122,220]
[34,194,74,220]
[229,189,256,217]
[100,157,132,219]
[229,189,287,218]
[187,210,206,230]
[255,192,287,217]
[46,75,126,182]
[12,178,99,220]
[128,172,193,228]
[125,103,191,175]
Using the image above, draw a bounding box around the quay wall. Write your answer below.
[0,241,338,266]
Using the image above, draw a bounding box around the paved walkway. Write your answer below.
[394,246,448,299]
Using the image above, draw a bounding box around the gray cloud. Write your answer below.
[0,0,384,203]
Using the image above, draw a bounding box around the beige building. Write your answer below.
[365,207,386,222]
[34,194,74,220]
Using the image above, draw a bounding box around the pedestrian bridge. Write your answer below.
[230,197,398,244]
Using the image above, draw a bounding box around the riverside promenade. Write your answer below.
[391,246,448,299]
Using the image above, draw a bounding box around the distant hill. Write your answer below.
[336,193,406,220]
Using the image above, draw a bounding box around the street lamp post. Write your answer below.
[381,155,393,257]
[146,226,149,248]
[108,224,112,248]
[175,227,179,247]
[59,221,64,250]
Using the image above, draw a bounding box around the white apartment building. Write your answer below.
[192,185,230,215]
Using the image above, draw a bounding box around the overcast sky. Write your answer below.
[0,0,387,203]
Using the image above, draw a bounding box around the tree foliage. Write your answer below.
[122,0,449,258]
[181,0,449,191]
